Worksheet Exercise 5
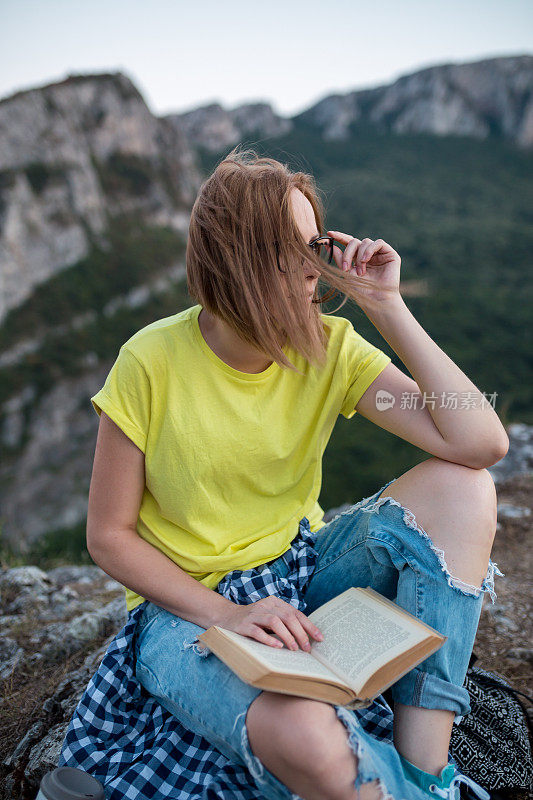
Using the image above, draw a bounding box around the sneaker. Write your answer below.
[427,766,491,799]
[399,754,490,799]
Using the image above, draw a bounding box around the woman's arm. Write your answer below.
[87,412,235,629]
[326,230,508,468]
[355,294,509,468]
[89,528,237,629]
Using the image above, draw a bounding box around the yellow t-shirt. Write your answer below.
[90,304,391,611]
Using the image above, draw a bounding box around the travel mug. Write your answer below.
[35,766,104,799]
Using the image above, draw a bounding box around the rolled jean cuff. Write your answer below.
[391,667,471,720]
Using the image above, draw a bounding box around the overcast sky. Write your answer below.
[1,0,532,117]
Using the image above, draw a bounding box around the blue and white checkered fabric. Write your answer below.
[59,519,394,799]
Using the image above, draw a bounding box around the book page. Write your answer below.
[215,627,347,684]
[308,589,427,691]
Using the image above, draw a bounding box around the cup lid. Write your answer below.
[39,767,104,799]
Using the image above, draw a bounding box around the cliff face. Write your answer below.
[0,71,202,322]
[166,55,533,151]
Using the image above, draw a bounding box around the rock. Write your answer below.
[506,647,533,664]
[46,565,105,586]
[0,614,22,632]
[295,56,533,148]
[103,579,122,591]
[0,636,25,681]
[0,562,126,687]
[494,616,519,634]
[1,565,53,597]
[22,597,126,665]
[0,566,56,615]
[497,502,531,520]
[486,600,521,634]
[489,423,533,484]
[322,503,352,523]
[23,722,68,795]
[172,57,533,153]
[166,101,293,154]
[0,636,114,798]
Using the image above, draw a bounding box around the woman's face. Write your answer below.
[286,188,321,302]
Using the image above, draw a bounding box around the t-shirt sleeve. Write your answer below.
[340,322,392,419]
[90,346,151,453]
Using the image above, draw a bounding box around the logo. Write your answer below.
[375,390,395,410]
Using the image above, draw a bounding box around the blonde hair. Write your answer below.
[186,145,376,374]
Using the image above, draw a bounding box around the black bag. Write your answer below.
[449,653,533,800]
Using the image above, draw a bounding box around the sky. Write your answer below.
[1,0,532,118]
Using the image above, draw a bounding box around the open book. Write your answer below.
[197,587,446,709]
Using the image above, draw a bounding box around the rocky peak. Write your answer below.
[0,71,202,322]
[164,100,293,153]
[297,54,533,147]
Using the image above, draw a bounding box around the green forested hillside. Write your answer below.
[1,126,531,565]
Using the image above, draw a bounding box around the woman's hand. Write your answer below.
[216,595,324,651]
[326,230,402,306]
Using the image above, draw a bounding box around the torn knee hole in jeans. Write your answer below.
[334,706,394,800]
[233,710,265,783]
[239,704,393,800]
[362,495,504,604]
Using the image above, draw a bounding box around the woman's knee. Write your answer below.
[246,693,359,795]
[386,459,498,548]
[435,462,498,552]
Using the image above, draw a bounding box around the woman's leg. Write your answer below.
[133,599,380,800]
[302,457,502,782]
[373,458,499,776]
[247,694,382,800]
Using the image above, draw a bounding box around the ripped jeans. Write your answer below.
[133,477,502,800]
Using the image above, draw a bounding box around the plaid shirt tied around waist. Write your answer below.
[59,518,394,800]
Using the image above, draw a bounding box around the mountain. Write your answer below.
[165,54,533,151]
[1,55,531,324]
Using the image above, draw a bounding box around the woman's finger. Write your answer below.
[265,614,303,650]
[328,231,382,274]
[343,239,361,271]
[293,609,323,641]
[357,238,375,274]
[327,230,358,271]
[327,229,351,242]
[269,598,323,643]
[259,614,304,651]
[248,624,285,649]
[278,613,313,651]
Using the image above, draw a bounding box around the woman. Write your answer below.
[86,146,506,800]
